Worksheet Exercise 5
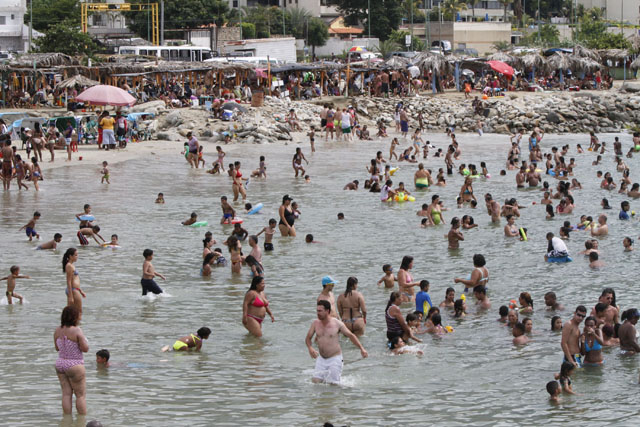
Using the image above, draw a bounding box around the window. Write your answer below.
[233,0,238,7]
[11,14,15,20]
[161,49,169,59]
[179,49,190,58]
[170,49,179,59]
[0,16,6,25]
[148,50,157,56]
[140,50,148,55]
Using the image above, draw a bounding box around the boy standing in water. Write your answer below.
[101,161,110,184]
[77,225,105,246]
[220,196,236,224]
[256,218,277,251]
[19,211,41,241]
[317,276,339,318]
[2,265,30,304]
[308,126,316,153]
[377,264,396,288]
[141,249,165,296]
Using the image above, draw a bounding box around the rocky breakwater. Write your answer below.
[353,91,640,134]
[149,95,323,144]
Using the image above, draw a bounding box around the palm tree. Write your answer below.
[498,0,514,22]
[286,7,312,40]
[442,0,468,21]
[376,39,401,59]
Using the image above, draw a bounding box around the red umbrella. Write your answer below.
[76,85,136,107]
[487,60,514,77]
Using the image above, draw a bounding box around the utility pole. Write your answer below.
[160,0,164,45]
[28,0,33,52]
[537,0,540,44]
[282,1,285,36]
[410,0,414,51]
[368,0,371,49]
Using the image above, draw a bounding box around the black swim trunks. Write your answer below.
[264,242,274,251]
[141,278,163,296]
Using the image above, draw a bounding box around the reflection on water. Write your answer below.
[1,132,639,425]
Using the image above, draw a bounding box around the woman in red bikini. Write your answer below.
[242,276,275,337]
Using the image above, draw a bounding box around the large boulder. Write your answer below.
[546,111,564,124]
[620,82,640,93]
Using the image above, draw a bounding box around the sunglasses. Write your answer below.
[575,313,586,318]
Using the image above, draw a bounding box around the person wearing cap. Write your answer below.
[305,299,368,385]
[318,276,339,319]
[619,309,640,354]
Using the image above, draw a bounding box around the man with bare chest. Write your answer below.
[305,300,367,384]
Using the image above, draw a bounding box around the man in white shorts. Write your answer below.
[305,299,368,385]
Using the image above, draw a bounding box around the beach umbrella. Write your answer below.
[521,53,547,70]
[349,46,367,52]
[573,44,600,62]
[487,60,514,77]
[548,53,572,70]
[76,85,136,107]
[56,75,101,90]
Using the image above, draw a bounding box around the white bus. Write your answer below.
[117,45,212,62]
[204,56,279,66]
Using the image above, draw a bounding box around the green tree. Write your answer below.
[26,0,81,32]
[241,5,272,38]
[126,0,233,39]
[307,17,329,57]
[389,29,425,51]
[492,40,511,51]
[35,19,97,56]
[442,0,468,21]
[328,0,404,41]
[287,8,312,39]
[498,0,513,22]
[521,23,559,46]
[375,39,401,57]
[576,9,630,49]
[241,23,256,39]
[403,0,426,24]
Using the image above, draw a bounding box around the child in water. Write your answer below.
[554,362,576,395]
[182,212,198,226]
[155,193,165,204]
[162,327,211,352]
[623,237,634,252]
[37,233,62,250]
[96,349,110,368]
[101,161,110,184]
[377,264,396,288]
[256,219,276,251]
[546,381,561,403]
[2,266,30,304]
[19,211,41,241]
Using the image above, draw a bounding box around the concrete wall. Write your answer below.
[222,37,297,62]
[305,37,379,57]
[578,0,640,25]
[188,27,242,52]
[453,22,511,54]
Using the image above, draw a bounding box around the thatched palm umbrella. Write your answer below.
[487,51,520,68]
[547,52,572,70]
[521,53,547,71]
[384,56,410,70]
[573,57,602,74]
[573,44,600,62]
[56,75,101,90]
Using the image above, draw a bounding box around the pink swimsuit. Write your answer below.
[55,335,84,373]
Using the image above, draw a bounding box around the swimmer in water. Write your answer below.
[227,236,244,274]
[220,196,236,225]
[100,161,110,184]
[446,217,464,249]
[389,336,424,355]
[162,327,211,352]
[589,252,604,268]
[504,215,519,237]
[141,249,165,296]
[77,225,105,246]
[292,147,309,178]
[454,254,489,293]
[518,292,534,314]
[544,291,564,311]
[96,349,110,368]
[427,195,444,225]
[397,256,421,303]
[155,193,165,204]
[37,233,62,250]
[256,218,277,251]
[498,306,509,322]
[439,287,455,308]
[473,285,491,309]
[512,322,529,345]
[377,264,396,288]
[623,236,634,251]
[547,381,562,404]
[2,265,30,304]
[318,276,339,319]
[182,212,198,226]
[19,211,41,241]
[336,277,367,336]
[555,362,576,394]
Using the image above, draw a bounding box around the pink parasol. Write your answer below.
[75,85,136,107]
[487,60,514,77]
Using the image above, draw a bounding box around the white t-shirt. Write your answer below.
[551,237,568,253]
[341,112,351,128]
